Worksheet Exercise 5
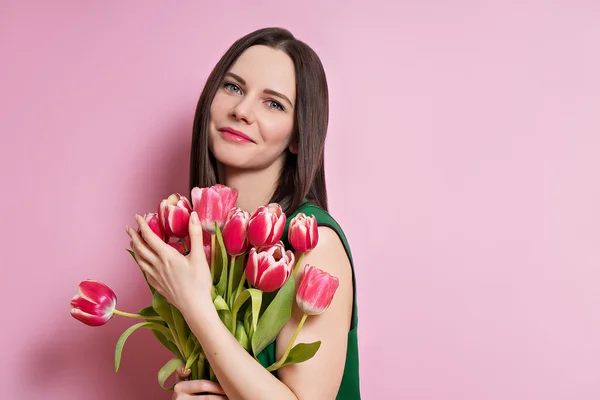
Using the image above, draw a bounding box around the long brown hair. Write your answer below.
[189,27,329,215]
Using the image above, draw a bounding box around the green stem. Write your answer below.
[234,270,246,301]
[181,238,189,253]
[113,309,163,321]
[267,313,309,372]
[226,255,237,307]
[292,252,305,276]
[210,234,216,283]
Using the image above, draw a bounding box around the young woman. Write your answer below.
[127,27,360,399]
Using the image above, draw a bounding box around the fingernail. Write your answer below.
[191,211,199,225]
[184,368,191,374]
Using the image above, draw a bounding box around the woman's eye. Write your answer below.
[266,100,284,111]
[223,82,241,94]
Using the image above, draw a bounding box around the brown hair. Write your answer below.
[188,27,329,215]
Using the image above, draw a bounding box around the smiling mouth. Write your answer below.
[218,128,255,143]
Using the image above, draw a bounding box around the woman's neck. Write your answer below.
[218,162,282,214]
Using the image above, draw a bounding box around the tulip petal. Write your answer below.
[78,280,116,308]
[70,307,112,326]
[256,262,289,292]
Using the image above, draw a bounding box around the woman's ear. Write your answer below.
[288,140,298,154]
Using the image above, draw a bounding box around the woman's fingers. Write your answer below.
[176,365,191,383]
[174,380,226,395]
[127,226,161,267]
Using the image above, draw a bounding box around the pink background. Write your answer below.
[2,1,599,399]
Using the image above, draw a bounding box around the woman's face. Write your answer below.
[208,45,296,171]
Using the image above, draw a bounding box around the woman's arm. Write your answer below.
[180,227,353,400]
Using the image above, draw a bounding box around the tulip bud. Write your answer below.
[158,193,193,239]
[222,207,250,256]
[245,242,295,292]
[296,265,339,315]
[191,184,238,234]
[247,203,286,248]
[138,213,166,241]
[70,280,117,326]
[288,213,319,252]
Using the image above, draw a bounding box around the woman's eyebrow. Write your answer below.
[225,72,294,109]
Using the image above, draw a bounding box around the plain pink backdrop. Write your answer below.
[2,1,600,399]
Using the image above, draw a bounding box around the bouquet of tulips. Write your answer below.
[70,184,340,390]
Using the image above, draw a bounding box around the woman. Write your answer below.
[126,27,360,399]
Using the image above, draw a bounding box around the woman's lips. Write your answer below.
[219,128,254,143]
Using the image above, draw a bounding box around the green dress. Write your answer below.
[256,201,361,399]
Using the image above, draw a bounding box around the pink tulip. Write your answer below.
[169,236,190,254]
[158,193,193,239]
[70,280,117,326]
[245,242,295,292]
[288,213,319,252]
[138,213,166,241]
[222,207,250,256]
[296,265,339,315]
[191,184,238,234]
[247,203,286,248]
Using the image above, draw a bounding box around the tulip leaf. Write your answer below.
[214,223,228,296]
[127,249,156,295]
[266,341,321,372]
[152,292,175,326]
[170,305,190,358]
[158,357,185,390]
[185,340,202,371]
[251,276,295,356]
[114,322,173,372]
[218,310,232,331]
[232,289,262,335]
[154,330,183,360]
[138,306,160,318]
[213,294,229,311]
[235,323,250,352]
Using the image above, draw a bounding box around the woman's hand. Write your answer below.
[172,366,228,399]
[126,211,212,314]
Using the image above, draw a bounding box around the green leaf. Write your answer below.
[251,276,295,356]
[127,249,156,295]
[152,291,175,326]
[138,306,160,318]
[218,310,232,331]
[213,295,229,311]
[232,289,262,333]
[214,223,228,296]
[267,341,321,371]
[158,357,185,390]
[153,330,182,359]
[235,323,250,352]
[170,305,189,358]
[114,322,173,372]
[185,340,202,370]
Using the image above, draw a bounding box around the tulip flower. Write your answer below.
[296,265,339,315]
[70,280,162,327]
[191,184,238,234]
[247,203,286,248]
[266,265,339,372]
[70,280,117,326]
[245,242,295,292]
[138,213,166,241]
[158,193,193,239]
[288,213,319,253]
[222,207,250,256]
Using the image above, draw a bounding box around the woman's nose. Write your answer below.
[231,98,255,124]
